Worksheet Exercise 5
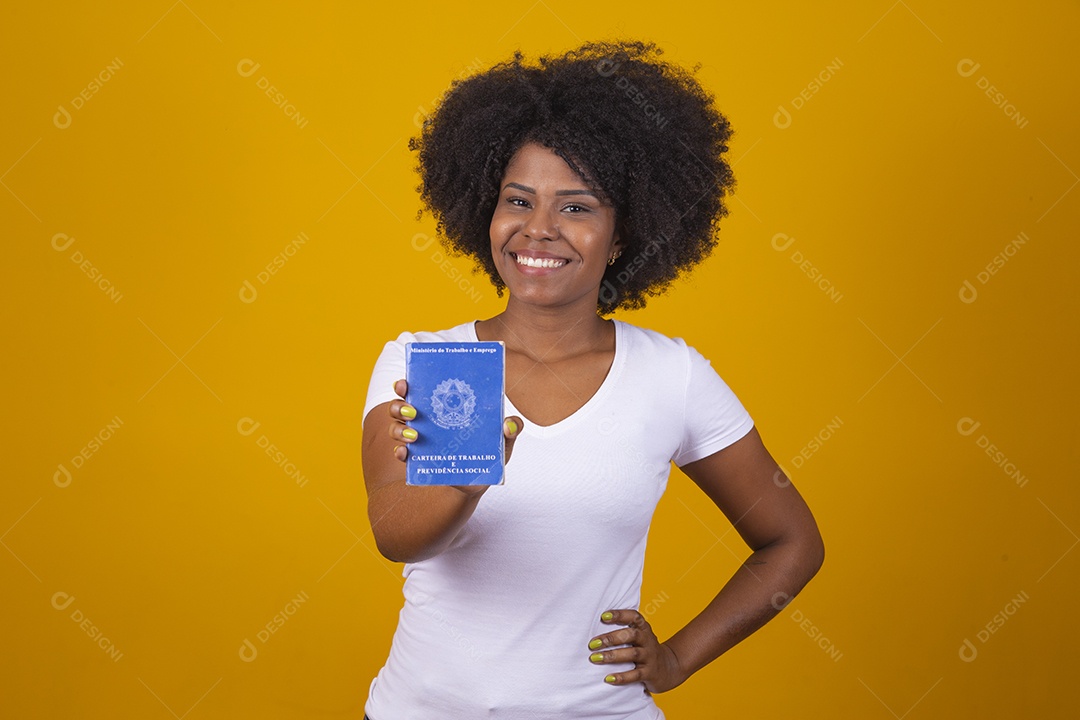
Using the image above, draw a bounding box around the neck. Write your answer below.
[481,294,612,361]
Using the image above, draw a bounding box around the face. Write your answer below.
[489,142,621,311]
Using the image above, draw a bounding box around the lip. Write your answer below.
[512,249,570,260]
[509,250,571,274]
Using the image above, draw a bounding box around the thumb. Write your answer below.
[503,415,524,464]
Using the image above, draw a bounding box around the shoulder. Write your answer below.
[616,320,735,394]
[615,319,694,364]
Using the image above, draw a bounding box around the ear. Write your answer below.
[610,226,624,257]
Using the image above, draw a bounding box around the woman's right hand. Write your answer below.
[388,379,523,489]
[364,379,522,562]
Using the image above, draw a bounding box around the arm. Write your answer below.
[362,379,523,564]
[589,426,824,691]
[665,425,824,679]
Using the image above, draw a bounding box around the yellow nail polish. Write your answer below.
[601,611,613,622]
[605,675,616,683]
[590,652,604,663]
[401,405,416,419]
[402,428,417,440]
[506,419,518,435]
[589,638,603,650]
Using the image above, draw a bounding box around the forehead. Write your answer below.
[503,142,587,186]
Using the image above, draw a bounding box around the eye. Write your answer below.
[563,203,590,213]
[506,196,531,208]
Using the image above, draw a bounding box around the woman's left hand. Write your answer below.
[588,609,686,694]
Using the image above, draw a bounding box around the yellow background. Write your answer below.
[3,1,1077,717]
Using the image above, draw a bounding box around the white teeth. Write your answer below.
[515,254,567,269]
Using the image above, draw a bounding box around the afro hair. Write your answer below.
[408,40,736,314]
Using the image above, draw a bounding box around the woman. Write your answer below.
[361,41,824,719]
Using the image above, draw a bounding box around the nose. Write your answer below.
[522,204,558,241]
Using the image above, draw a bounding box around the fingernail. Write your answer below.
[402,428,417,440]
[605,675,616,683]
[601,612,613,622]
[400,405,416,419]
[506,419,518,435]
[590,652,604,664]
[588,638,603,650]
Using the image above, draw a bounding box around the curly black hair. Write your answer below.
[408,40,736,314]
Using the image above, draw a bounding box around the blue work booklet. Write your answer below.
[404,341,505,486]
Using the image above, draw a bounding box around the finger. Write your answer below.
[590,609,650,650]
[388,379,413,420]
[589,626,640,650]
[503,415,524,464]
[387,421,418,444]
[589,646,643,666]
[504,416,523,440]
[387,379,415,463]
[602,667,645,686]
[600,609,647,628]
[389,399,417,421]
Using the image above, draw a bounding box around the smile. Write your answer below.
[513,254,568,269]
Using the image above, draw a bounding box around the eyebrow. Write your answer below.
[503,182,598,197]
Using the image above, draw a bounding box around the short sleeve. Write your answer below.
[362,333,412,425]
[672,344,755,467]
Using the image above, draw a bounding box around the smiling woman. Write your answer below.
[359,40,824,720]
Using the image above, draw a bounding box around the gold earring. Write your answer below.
[608,251,621,266]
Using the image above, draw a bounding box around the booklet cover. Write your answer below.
[404,341,505,486]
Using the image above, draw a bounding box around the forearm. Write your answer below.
[362,396,493,564]
[367,482,487,563]
[663,536,824,681]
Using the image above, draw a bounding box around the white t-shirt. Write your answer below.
[361,319,755,720]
